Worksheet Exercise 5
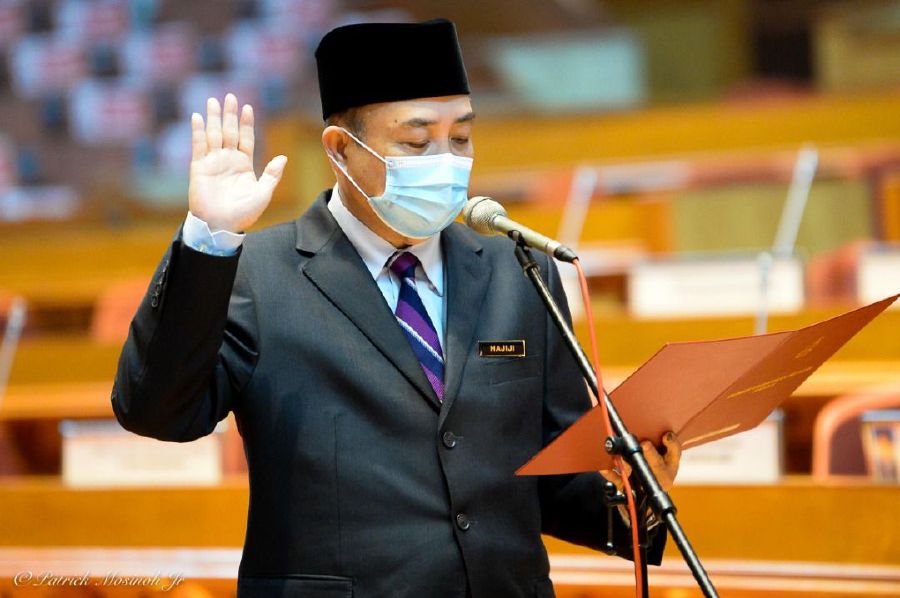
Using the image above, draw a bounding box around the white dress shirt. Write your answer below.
[181,185,447,350]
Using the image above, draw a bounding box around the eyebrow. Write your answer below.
[400,112,476,128]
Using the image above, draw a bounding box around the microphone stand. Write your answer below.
[510,232,719,598]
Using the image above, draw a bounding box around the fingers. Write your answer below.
[222,93,239,149]
[603,434,681,497]
[206,97,222,151]
[202,94,253,157]
[641,440,673,489]
[600,457,632,493]
[599,469,622,491]
[661,431,682,478]
[259,155,288,194]
[191,112,207,161]
[239,104,254,159]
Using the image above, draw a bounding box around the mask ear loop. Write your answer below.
[327,152,372,200]
[326,126,387,201]
[339,127,387,165]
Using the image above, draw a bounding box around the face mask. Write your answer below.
[327,127,473,239]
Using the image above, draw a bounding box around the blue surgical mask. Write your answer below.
[328,127,473,239]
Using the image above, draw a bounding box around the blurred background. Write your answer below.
[0,0,899,596]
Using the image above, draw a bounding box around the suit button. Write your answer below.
[442,431,457,449]
[150,296,159,308]
[456,513,470,531]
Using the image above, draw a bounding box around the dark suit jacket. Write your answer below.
[112,189,665,598]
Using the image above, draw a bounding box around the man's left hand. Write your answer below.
[600,431,682,493]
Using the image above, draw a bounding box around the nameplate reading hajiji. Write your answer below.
[479,340,526,358]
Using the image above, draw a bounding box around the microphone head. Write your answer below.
[463,196,507,235]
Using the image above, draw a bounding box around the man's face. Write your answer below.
[322,95,475,247]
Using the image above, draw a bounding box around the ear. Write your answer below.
[321,125,350,164]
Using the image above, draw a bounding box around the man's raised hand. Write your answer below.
[188,93,288,233]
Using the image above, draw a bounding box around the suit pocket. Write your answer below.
[533,576,556,598]
[485,354,542,386]
[238,575,353,597]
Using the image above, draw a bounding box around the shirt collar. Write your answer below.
[327,185,444,296]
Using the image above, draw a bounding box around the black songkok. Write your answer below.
[315,18,470,121]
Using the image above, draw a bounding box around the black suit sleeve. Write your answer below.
[111,225,259,442]
[536,254,666,565]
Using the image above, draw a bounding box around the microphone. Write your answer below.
[463,196,577,263]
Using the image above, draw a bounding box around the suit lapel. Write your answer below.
[438,224,492,429]
[296,192,442,412]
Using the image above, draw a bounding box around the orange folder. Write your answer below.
[517,294,899,475]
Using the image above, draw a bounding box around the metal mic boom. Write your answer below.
[463,196,577,263]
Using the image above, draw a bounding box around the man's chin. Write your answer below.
[399,234,432,247]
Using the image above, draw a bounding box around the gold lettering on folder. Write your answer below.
[725,367,814,400]
[795,336,823,359]
[682,423,742,448]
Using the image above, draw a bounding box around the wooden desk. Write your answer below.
[0,476,896,564]
[0,225,171,308]
[7,338,122,386]
[0,208,299,309]
[0,477,897,597]
[0,382,114,420]
[0,476,247,548]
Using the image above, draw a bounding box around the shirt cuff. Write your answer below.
[182,211,245,256]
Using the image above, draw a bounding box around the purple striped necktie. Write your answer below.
[389,252,445,401]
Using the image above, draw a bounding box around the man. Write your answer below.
[113,19,681,598]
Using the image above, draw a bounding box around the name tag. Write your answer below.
[478,340,526,358]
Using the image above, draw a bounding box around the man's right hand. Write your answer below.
[188,93,288,233]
